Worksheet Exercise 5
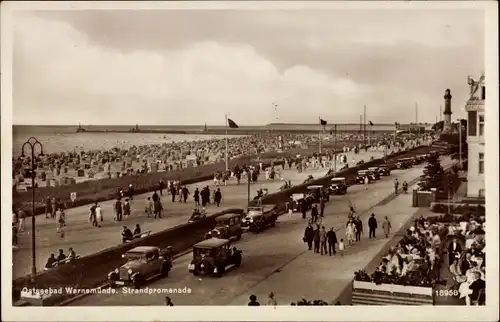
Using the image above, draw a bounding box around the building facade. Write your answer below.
[465,75,485,198]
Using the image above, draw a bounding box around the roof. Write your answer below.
[216,213,241,220]
[193,238,231,249]
[127,246,159,253]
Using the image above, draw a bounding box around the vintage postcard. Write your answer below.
[1,1,498,321]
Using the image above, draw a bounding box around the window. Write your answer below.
[479,115,484,136]
[468,111,477,136]
[478,153,484,174]
[481,86,485,100]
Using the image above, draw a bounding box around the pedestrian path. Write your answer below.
[227,173,425,305]
[12,150,382,279]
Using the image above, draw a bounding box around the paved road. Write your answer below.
[72,157,453,306]
[13,150,382,279]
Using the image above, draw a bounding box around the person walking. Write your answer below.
[17,209,26,233]
[382,216,392,238]
[181,186,190,203]
[319,226,327,255]
[114,198,123,221]
[55,207,64,234]
[95,203,103,227]
[154,199,163,219]
[327,227,337,255]
[123,199,131,218]
[355,216,363,242]
[287,202,293,218]
[310,205,319,223]
[170,185,177,203]
[214,188,222,207]
[394,178,399,195]
[313,226,320,253]
[145,197,153,218]
[89,202,98,227]
[338,238,345,257]
[346,221,356,245]
[194,188,200,206]
[303,224,314,250]
[368,213,377,239]
[267,292,277,306]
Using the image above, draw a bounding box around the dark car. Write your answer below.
[188,239,241,277]
[108,246,172,288]
[329,177,348,195]
[306,185,329,203]
[396,158,413,169]
[245,207,277,233]
[205,213,243,240]
[378,165,391,176]
[356,170,372,184]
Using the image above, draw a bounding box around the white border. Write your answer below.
[1,1,498,321]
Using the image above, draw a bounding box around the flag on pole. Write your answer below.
[320,118,327,126]
[227,118,239,129]
[369,121,374,126]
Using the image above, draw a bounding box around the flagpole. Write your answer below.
[363,105,367,146]
[225,113,229,171]
[318,117,322,154]
[333,124,337,176]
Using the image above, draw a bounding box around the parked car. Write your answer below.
[205,213,243,240]
[306,185,329,203]
[329,177,348,195]
[378,165,391,176]
[108,246,172,288]
[367,167,381,180]
[396,158,413,169]
[188,238,242,277]
[245,206,277,233]
[356,170,372,184]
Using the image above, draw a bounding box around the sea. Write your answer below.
[12,126,234,156]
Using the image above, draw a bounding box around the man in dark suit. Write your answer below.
[469,272,486,305]
[327,227,337,255]
[448,238,462,265]
[368,214,377,238]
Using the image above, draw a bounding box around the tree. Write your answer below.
[418,153,445,191]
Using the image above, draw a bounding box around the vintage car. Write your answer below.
[244,206,277,233]
[205,213,243,240]
[356,170,373,184]
[367,167,381,180]
[395,158,413,169]
[377,165,391,176]
[306,185,329,203]
[290,193,307,212]
[108,246,172,288]
[188,238,242,277]
[329,177,348,195]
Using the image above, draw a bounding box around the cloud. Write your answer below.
[13,13,372,125]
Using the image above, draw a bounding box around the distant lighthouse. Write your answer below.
[443,89,452,132]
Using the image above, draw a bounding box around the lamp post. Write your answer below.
[21,137,44,282]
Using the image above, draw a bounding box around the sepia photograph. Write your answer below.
[1,1,498,321]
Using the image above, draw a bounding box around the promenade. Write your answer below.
[70,157,453,306]
[13,150,382,279]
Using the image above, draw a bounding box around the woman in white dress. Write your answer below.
[346,221,356,245]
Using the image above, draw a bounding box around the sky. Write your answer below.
[11,7,485,126]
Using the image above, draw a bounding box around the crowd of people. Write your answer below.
[302,208,393,257]
[447,215,486,305]
[354,214,446,288]
[44,248,77,270]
